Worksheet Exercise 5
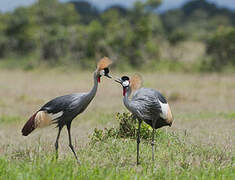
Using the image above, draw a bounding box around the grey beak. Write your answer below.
[105,74,112,79]
[114,78,122,84]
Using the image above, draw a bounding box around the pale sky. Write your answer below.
[0,0,234,13]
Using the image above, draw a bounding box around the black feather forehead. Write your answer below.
[121,76,130,81]
[104,68,109,74]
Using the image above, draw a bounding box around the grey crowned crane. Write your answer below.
[115,75,173,165]
[21,57,112,163]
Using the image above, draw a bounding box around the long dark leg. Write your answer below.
[67,122,80,164]
[151,120,156,162]
[137,120,142,165]
[55,126,62,159]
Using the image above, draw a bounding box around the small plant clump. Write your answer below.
[90,112,164,143]
[89,127,118,143]
[117,112,137,138]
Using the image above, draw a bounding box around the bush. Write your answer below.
[205,27,235,71]
[168,30,187,45]
[116,112,136,138]
[89,112,156,144]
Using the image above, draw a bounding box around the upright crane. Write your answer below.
[21,57,112,163]
[115,75,173,165]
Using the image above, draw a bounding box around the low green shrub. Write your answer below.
[90,112,164,144]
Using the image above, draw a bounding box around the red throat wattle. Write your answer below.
[98,76,101,83]
[123,87,126,96]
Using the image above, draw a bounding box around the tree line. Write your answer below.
[0,0,234,71]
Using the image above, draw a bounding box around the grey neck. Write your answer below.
[86,71,99,102]
[123,87,132,111]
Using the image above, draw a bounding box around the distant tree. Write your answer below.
[144,0,161,10]
[206,27,235,70]
[161,0,235,39]
[34,0,80,60]
[161,9,184,33]
[104,5,128,16]
[0,14,8,57]
[182,0,215,16]
[122,0,162,67]
[36,0,79,26]
[70,1,98,24]
[5,7,38,54]
[86,20,105,58]
[40,25,69,60]
[168,30,187,46]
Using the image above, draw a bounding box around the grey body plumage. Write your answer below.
[115,76,173,165]
[41,93,93,126]
[125,88,170,129]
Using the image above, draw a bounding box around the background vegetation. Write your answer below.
[0,0,234,71]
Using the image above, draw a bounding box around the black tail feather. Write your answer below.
[145,117,170,129]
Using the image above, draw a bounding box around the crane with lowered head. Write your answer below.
[21,57,112,163]
[115,75,173,165]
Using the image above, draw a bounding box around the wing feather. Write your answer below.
[131,88,173,128]
[131,88,162,120]
[40,94,82,113]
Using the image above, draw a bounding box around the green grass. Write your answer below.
[0,115,24,125]
[0,129,233,179]
[223,112,235,119]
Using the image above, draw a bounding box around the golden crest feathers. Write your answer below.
[130,74,142,91]
[97,57,112,71]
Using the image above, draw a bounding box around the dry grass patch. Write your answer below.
[0,70,234,158]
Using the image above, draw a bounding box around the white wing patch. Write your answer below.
[49,111,63,120]
[158,100,169,119]
[35,111,63,129]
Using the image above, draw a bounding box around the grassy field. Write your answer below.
[0,69,234,179]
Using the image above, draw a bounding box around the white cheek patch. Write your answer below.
[158,100,169,119]
[122,81,129,87]
[100,70,105,76]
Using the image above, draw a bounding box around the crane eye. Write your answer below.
[122,80,129,87]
